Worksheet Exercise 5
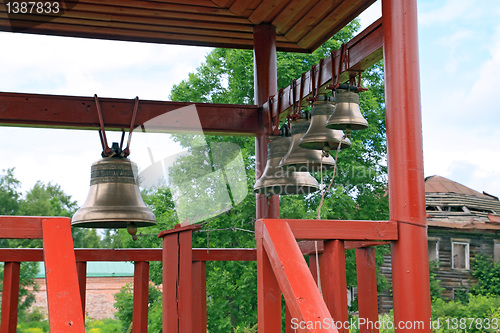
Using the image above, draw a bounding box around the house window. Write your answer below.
[428,239,440,263]
[494,240,500,263]
[452,241,470,270]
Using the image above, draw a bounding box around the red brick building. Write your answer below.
[30,261,134,320]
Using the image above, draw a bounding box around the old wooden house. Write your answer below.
[379,175,500,311]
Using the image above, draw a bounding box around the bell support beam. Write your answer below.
[262,18,383,120]
[257,219,338,333]
[254,23,282,333]
[0,92,259,135]
[382,0,432,331]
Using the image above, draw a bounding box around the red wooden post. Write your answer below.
[192,261,207,333]
[256,234,282,333]
[42,218,85,332]
[76,261,87,318]
[253,22,281,333]
[159,224,200,333]
[309,253,320,284]
[0,262,21,333]
[132,261,149,333]
[320,240,349,333]
[356,247,379,333]
[382,0,432,331]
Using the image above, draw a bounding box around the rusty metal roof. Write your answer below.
[425,175,492,199]
[0,0,376,53]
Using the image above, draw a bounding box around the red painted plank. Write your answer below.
[0,216,43,239]
[42,218,85,332]
[0,92,259,135]
[268,219,398,240]
[192,261,207,333]
[260,219,337,333]
[309,253,320,285]
[356,248,379,333]
[255,221,282,333]
[76,261,87,318]
[344,241,390,250]
[0,262,20,333]
[132,261,149,333]
[162,233,179,333]
[178,230,193,332]
[0,248,256,262]
[320,240,349,333]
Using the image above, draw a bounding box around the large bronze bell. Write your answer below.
[298,98,351,152]
[326,89,368,130]
[280,120,335,172]
[72,155,157,229]
[254,136,319,195]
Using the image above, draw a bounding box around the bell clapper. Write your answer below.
[127,222,138,241]
[344,128,352,138]
[322,144,330,158]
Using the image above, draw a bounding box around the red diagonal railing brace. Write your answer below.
[256,219,338,333]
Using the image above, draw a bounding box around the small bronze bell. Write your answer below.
[298,97,351,152]
[280,120,335,172]
[254,136,319,195]
[326,89,368,131]
[72,148,156,229]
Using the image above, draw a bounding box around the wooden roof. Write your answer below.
[0,0,376,52]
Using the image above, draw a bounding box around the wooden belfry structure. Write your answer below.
[0,0,432,332]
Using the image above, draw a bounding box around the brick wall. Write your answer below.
[29,275,134,320]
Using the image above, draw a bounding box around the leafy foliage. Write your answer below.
[470,252,500,297]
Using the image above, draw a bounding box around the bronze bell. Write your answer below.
[326,89,368,130]
[280,120,335,173]
[298,97,351,152]
[72,155,156,229]
[254,136,319,195]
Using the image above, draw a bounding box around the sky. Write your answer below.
[0,0,500,206]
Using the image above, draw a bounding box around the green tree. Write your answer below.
[0,170,104,323]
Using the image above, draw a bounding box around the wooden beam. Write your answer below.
[0,262,21,333]
[265,219,398,240]
[356,247,380,333]
[0,216,44,239]
[259,219,337,332]
[263,18,383,118]
[0,92,259,135]
[132,261,149,333]
[0,248,257,262]
[320,240,349,333]
[42,218,85,332]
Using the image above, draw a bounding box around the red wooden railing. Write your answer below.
[0,216,392,333]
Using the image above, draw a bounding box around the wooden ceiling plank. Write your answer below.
[283,0,333,42]
[298,0,376,50]
[75,0,234,16]
[65,1,252,24]
[48,8,253,33]
[248,0,282,24]
[211,0,236,7]
[3,13,254,40]
[229,0,253,16]
[272,0,312,34]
